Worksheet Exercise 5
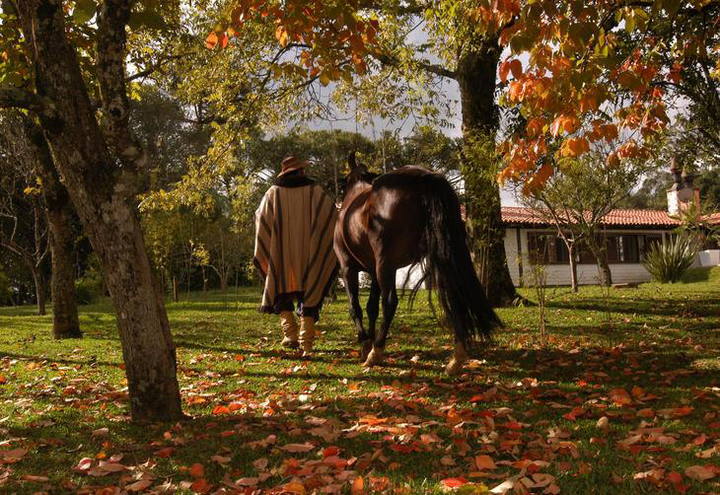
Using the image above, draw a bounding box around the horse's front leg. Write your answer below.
[364,266,397,367]
[340,266,370,360]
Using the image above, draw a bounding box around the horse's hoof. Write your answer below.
[445,358,463,376]
[360,341,373,362]
[363,347,384,367]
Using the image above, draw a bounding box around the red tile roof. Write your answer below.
[501,206,683,227]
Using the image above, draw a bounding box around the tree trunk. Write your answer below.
[16,0,183,422]
[172,276,179,303]
[20,116,81,338]
[31,267,47,316]
[597,257,613,287]
[567,243,579,293]
[220,273,229,292]
[456,40,518,307]
[47,206,81,338]
[588,243,613,286]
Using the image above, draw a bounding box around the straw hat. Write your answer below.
[278,155,309,177]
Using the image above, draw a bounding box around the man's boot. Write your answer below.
[280,311,299,349]
[299,316,316,355]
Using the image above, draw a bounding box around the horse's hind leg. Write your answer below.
[340,266,370,359]
[445,340,469,376]
[364,266,397,367]
[364,278,380,359]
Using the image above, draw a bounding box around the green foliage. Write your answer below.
[642,234,699,283]
[75,257,105,305]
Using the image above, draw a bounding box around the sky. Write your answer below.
[304,77,523,207]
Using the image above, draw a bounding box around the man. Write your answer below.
[253,156,338,354]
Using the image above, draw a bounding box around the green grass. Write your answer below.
[1,267,719,494]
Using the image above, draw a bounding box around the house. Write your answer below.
[397,166,719,288]
[502,167,720,287]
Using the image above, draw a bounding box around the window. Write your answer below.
[605,235,620,263]
[528,232,661,265]
[621,235,640,263]
[527,232,570,265]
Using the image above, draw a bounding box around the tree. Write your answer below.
[498,0,719,189]
[0,141,49,315]
[522,146,653,287]
[1,0,183,421]
[0,112,81,337]
[219,1,521,305]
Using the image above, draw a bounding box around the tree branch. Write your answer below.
[0,88,45,112]
[96,0,147,178]
[374,53,456,80]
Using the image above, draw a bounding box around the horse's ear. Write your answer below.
[347,151,357,170]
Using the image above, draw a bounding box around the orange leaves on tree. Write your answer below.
[499,59,522,83]
[206,1,380,84]
[522,162,553,195]
[560,137,589,158]
[204,32,228,50]
[526,117,546,138]
[550,115,580,137]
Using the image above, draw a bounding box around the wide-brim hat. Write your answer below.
[278,155,309,177]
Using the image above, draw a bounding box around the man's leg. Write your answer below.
[298,301,319,355]
[276,294,298,348]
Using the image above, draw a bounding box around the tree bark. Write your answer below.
[587,243,613,286]
[172,276,180,303]
[597,257,613,287]
[456,40,519,307]
[19,116,82,338]
[31,266,47,316]
[567,243,579,293]
[16,0,183,421]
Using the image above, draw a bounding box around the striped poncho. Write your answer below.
[254,177,338,314]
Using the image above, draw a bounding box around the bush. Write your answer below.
[75,270,105,305]
[642,234,699,283]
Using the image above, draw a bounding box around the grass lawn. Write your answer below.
[0,268,719,494]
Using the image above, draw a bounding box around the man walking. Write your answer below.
[253,156,338,355]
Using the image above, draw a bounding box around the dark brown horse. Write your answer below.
[333,153,501,375]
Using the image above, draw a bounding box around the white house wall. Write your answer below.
[504,227,669,287]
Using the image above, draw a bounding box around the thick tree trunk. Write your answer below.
[17,0,183,421]
[47,206,81,338]
[21,116,81,338]
[456,40,519,307]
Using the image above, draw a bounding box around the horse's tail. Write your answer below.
[422,174,502,346]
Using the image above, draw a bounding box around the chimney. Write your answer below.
[667,156,700,216]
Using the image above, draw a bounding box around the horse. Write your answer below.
[333,153,502,375]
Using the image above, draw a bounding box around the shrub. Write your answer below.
[642,234,698,283]
[75,270,105,305]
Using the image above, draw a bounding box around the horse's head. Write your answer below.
[340,152,377,199]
